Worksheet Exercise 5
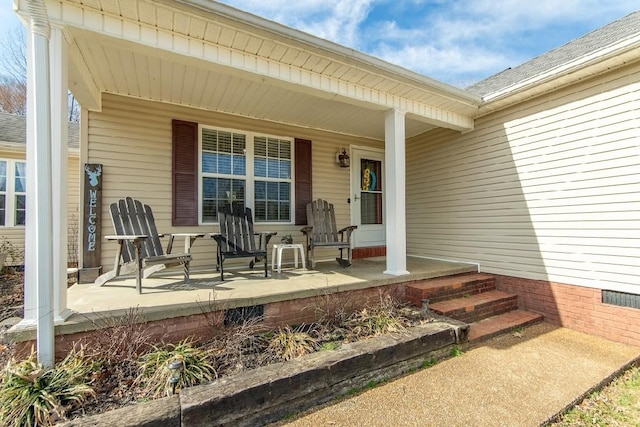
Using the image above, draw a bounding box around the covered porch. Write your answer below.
[14,0,480,363]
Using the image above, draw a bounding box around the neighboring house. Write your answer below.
[13,2,640,347]
[0,112,80,265]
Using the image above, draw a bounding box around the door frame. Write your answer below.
[350,145,385,248]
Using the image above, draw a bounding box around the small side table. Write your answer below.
[271,243,306,273]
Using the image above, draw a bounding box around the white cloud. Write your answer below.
[221,0,375,47]
[357,0,640,84]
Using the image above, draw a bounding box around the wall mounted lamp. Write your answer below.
[336,147,350,168]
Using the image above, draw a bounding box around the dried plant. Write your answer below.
[79,307,154,397]
[264,325,319,362]
[342,292,409,341]
[137,338,216,399]
[312,288,356,328]
[0,347,95,427]
[207,316,268,376]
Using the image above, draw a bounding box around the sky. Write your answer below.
[0,0,638,87]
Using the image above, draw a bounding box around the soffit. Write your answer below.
[43,0,481,138]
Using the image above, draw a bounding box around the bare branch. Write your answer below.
[0,76,27,115]
[0,25,27,83]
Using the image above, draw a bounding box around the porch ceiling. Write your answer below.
[33,0,481,139]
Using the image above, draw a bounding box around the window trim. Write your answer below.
[0,158,27,228]
[198,124,295,225]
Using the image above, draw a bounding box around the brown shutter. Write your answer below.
[294,138,312,225]
[172,119,198,226]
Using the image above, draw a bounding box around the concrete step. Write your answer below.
[406,273,496,307]
[468,310,544,342]
[428,290,518,323]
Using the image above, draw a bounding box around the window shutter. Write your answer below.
[172,119,198,226]
[294,138,312,225]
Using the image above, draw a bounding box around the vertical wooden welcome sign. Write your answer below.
[79,163,103,282]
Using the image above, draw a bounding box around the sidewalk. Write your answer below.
[283,323,640,427]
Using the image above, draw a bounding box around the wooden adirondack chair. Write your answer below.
[301,199,357,268]
[95,197,204,293]
[210,206,276,281]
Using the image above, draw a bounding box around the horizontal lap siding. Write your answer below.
[0,151,80,265]
[407,64,640,293]
[89,94,380,269]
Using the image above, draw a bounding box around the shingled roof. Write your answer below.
[467,11,640,98]
[0,112,79,149]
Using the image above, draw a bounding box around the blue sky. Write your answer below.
[1,0,638,87]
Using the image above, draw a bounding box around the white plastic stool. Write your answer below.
[271,243,306,273]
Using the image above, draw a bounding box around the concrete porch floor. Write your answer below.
[8,256,477,342]
[69,256,476,318]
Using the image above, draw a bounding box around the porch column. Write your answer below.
[25,0,55,367]
[50,26,71,321]
[384,109,409,276]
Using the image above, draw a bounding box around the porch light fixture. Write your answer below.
[336,147,350,168]
[167,359,184,395]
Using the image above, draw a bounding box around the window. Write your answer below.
[0,159,27,227]
[200,126,293,223]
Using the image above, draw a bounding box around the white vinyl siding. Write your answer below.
[0,151,79,266]
[89,94,381,269]
[407,64,640,293]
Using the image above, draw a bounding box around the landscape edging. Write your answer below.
[61,321,459,427]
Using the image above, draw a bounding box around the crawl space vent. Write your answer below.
[224,305,264,326]
[602,290,640,309]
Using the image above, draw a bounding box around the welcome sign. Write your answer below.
[81,163,102,281]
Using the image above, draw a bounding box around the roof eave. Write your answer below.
[476,35,640,116]
[176,0,482,108]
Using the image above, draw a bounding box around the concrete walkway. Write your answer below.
[282,323,640,427]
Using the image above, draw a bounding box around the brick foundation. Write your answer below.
[13,283,406,360]
[494,275,640,347]
[13,273,639,360]
[263,283,405,327]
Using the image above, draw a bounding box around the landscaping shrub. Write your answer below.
[137,338,217,398]
[0,347,94,427]
[342,293,409,341]
[0,289,421,423]
[264,325,319,362]
[207,316,268,376]
[80,308,153,404]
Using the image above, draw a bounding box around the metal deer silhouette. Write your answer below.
[85,164,102,187]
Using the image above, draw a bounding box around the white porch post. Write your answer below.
[50,26,71,321]
[23,31,37,324]
[25,0,55,367]
[384,109,409,276]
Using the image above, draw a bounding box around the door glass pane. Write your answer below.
[360,158,382,225]
[361,193,382,224]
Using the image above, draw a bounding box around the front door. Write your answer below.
[351,147,385,248]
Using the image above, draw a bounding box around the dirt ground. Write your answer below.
[0,270,24,327]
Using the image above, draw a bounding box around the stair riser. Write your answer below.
[468,313,544,342]
[432,297,518,323]
[406,278,496,307]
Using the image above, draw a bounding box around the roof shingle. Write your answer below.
[467,11,640,98]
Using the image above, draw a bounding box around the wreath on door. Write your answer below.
[362,167,377,191]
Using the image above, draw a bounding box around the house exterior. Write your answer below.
[0,112,80,265]
[12,0,640,351]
